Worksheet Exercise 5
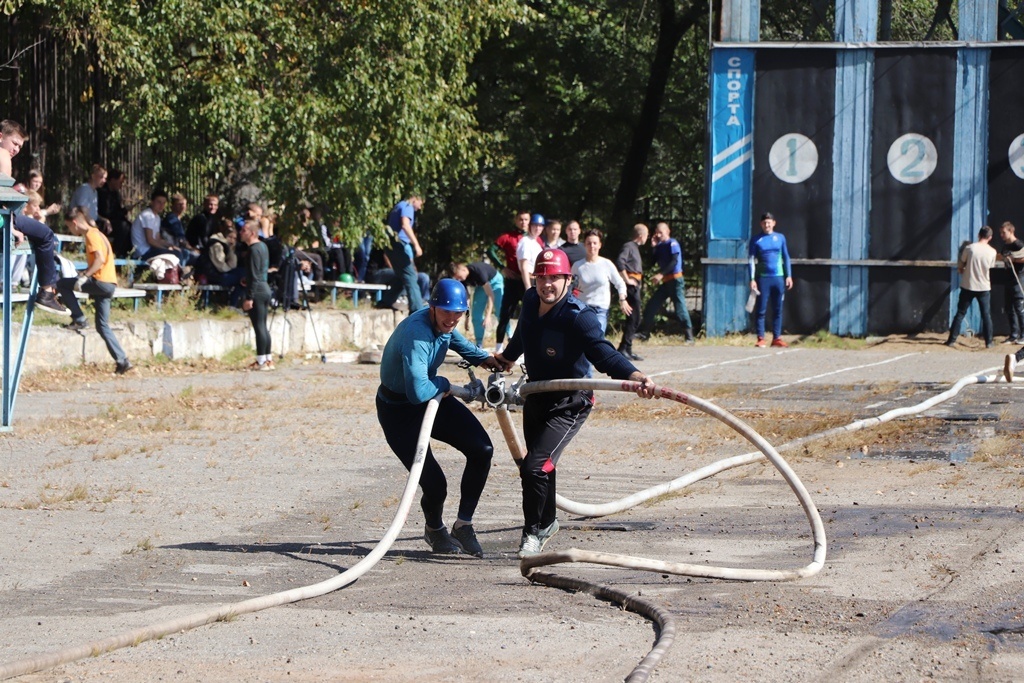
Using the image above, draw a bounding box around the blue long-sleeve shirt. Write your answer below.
[502,289,637,382]
[748,232,792,279]
[379,307,491,404]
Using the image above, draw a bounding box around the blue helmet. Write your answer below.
[530,213,546,226]
[429,278,469,312]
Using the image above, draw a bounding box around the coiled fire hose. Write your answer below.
[487,376,825,682]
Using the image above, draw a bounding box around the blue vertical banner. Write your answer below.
[709,48,754,240]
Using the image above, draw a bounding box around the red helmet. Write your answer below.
[534,249,571,277]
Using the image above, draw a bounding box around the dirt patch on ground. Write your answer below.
[2,343,1024,682]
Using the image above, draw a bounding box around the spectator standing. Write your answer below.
[186,194,220,252]
[516,213,546,292]
[636,221,695,345]
[376,194,425,312]
[543,219,564,248]
[239,218,274,370]
[946,226,998,348]
[998,221,1024,344]
[0,119,67,314]
[376,278,505,556]
[493,249,656,557]
[57,207,132,374]
[560,220,586,267]
[572,229,630,335]
[69,164,107,222]
[494,210,530,352]
[452,261,503,347]
[98,170,132,257]
[616,223,648,361]
[748,212,792,348]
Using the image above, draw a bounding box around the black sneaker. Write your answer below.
[34,290,70,316]
[627,351,644,361]
[423,525,463,554]
[63,319,89,332]
[115,359,134,375]
[451,524,483,558]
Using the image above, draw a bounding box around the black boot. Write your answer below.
[684,328,695,346]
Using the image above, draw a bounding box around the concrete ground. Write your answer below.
[1,335,1023,682]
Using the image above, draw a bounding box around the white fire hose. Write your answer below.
[3,364,1003,682]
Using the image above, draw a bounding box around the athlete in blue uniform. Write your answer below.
[376,279,505,557]
[495,249,657,557]
[748,212,793,347]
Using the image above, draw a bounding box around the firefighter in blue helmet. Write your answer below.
[494,249,658,557]
[376,278,505,557]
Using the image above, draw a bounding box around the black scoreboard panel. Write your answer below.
[988,48,1024,234]
[869,49,956,261]
[752,49,835,260]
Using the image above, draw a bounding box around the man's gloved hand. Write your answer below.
[74,276,88,291]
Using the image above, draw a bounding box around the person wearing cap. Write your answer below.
[495,249,657,558]
[376,278,506,557]
[636,221,695,345]
[748,212,793,348]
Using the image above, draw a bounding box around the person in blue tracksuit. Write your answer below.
[495,249,657,558]
[748,212,793,348]
[376,278,504,557]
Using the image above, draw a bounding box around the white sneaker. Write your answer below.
[1005,354,1017,383]
[517,519,559,558]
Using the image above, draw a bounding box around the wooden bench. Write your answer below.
[134,283,185,309]
[313,280,388,307]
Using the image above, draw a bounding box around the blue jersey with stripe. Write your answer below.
[748,232,791,279]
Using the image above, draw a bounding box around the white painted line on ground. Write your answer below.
[760,352,922,392]
[649,348,805,378]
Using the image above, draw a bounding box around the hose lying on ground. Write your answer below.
[0,396,448,680]
[502,368,1008,681]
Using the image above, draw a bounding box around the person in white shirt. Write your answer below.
[571,229,630,335]
[516,213,546,290]
[946,225,998,348]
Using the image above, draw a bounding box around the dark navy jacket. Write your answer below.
[502,288,637,382]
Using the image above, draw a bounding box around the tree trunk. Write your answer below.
[610,0,707,234]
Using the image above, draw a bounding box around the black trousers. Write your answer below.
[248,288,272,355]
[497,276,524,344]
[619,283,642,350]
[376,393,493,528]
[520,390,593,535]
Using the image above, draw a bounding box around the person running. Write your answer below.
[376,278,505,557]
[57,207,133,374]
[239,219,274,370]
[748,212,792,348]
[494,249,656,557]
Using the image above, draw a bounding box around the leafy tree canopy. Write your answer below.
[18,0,521,244]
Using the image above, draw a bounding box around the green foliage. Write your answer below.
[23,0,519,246]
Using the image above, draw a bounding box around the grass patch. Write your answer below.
[796,330,869,350]
[970,435,1023,466]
